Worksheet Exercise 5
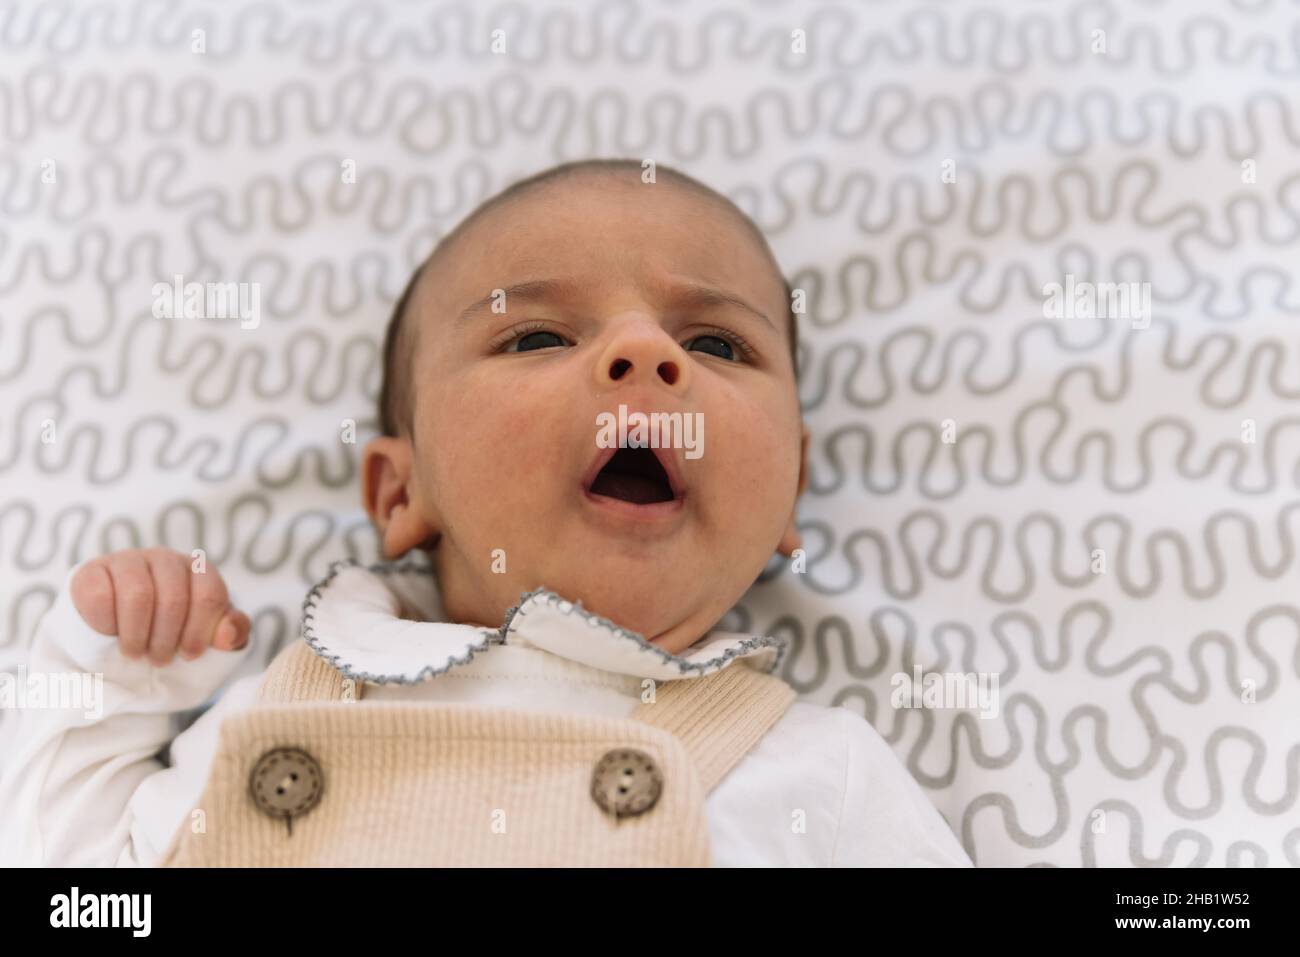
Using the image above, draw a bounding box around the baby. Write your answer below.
[0,160,971,867]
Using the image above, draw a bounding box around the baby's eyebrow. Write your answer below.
[455,277,775,331]
[455,278,579,324]
[665,282,775,331]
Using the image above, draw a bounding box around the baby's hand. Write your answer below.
[70,548,251,664]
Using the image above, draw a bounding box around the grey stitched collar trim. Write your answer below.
[499,588,789,678]
[299,558,499,685]
[299,558,787,685]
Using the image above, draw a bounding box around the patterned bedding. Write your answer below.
[2,0,1298,867]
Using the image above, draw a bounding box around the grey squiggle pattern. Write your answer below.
[2,0,1298,868]
[793,506,1300,601]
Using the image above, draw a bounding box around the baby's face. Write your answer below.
[368,175,805,653]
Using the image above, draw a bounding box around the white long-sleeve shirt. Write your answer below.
[0,560,972,867]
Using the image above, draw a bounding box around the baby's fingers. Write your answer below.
[211,608,251,652]
[145,550,190,665]
[178,562,236,659]
[70,560,118,636]
[111,551,156,660]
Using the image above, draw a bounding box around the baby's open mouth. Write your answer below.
[586,446,679,505]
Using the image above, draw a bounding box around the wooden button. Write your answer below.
[590,748,663,818]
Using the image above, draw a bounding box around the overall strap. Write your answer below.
[258,639,363,703]
[257,639,795,792]
[630,663,795,792]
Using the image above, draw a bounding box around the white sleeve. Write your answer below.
[0,564,254,867]
[117,670,265,867]
[831,707,974,867]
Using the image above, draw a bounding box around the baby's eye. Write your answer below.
[513,330,567,352]
[684,335,735,361]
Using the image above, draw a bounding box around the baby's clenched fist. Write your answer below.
[70,548,250,664]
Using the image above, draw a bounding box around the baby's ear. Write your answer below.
[776,424,810,557]
[796,423,809,496]
[362,436,438,559]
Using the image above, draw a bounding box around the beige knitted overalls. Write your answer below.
[159,636,796,866]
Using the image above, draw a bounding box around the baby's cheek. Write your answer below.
[433,378,564,498]
[705,403,800,539]
[715,401,798,486]
[437,372,526,441]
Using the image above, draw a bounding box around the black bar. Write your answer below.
[3,866,1284,942]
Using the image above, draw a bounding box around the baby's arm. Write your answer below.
[0,549,253,867]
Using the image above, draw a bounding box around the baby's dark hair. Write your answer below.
[377,159,798,439]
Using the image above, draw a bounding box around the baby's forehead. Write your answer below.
[420,174,786,319]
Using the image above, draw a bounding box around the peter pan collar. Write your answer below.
[299,558,787,686]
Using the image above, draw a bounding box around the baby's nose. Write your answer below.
[594,320,692,394]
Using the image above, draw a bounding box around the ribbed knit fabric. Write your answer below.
[630,660,796,793]
[160,638,796,867]
[256,639,363,703]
